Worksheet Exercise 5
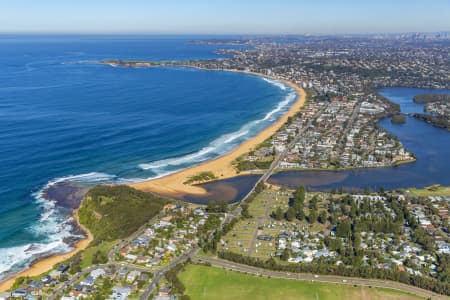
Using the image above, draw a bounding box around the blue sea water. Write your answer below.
[0,35,295,278]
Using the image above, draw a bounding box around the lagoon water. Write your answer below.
[268,87,450,191]
[0,35,294,278]
[1,35,448,281]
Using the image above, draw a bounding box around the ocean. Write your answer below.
[0,35,295,279]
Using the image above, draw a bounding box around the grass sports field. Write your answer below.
[179,264,423,300]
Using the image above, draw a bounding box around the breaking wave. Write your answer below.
[0,172,119,280]
[139,79,296,177]
[0,74,295,280]
[262,77,287,90]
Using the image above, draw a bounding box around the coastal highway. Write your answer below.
[237,105,326,206]
[50,103,444,299]
[192,255,449,300]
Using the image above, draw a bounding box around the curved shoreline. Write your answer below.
[0,210,93,292]
[0,69,305,291]
[131,71,306,198]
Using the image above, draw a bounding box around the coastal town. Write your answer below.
[237,92,414,171]
[2,0,450,299]
[2,184,449,299]
[190,37,449,171]
[1,34,449,300]
[104,34,450,174]
[0,201,220,300]
[219,187,450,279]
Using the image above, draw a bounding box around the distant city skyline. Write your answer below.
[1,0,449,35]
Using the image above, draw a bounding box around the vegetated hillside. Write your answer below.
[78,185,169,241]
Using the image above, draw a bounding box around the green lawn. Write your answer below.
[179,265,423,300]
[408,185,450,197]
[81,240,117,268]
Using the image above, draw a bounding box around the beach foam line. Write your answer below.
[139,146,216,170]
[34,172,118,203]
[0,172,109,288]
[262,77,287,90]
[31,171,123,236]
[138,77,294,178]
[0,211,93,292]
[0,172,117,283]
[262,91,296,121]
[0,210,77,281]
[0,240,72,277]
[130,77,306,197]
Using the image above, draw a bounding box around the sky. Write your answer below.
[1,0,449,35]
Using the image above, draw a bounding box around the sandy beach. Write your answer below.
[131,73,306,197]
[0,70,305,292]
[0,211,93,292]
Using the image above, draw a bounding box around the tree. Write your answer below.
[336,220,352,238]
[286,207,295,221]
[309,196,318,210]
[70,254,82,274]
[399,271,410,284]
[241,204,251,218]
[350,202,358,218]
[92,250,108,264]
[218,200,228,213]
[291,186,306,221]
[352,232,361,252]
[255,182,265,194]
[318,211,328,224]
[271,207,284,220]
[207,200,217,212]
[294,186,306,204]
[280,248,291,261]
[308,208,318,223]
[60,274,69,282]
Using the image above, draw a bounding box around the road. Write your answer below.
[193,255,449,300]
[139,247,199,300]
[48,262,151,300]
[48,101,447,300]
[236,105,326,211]
[336,102,361,147]
[109,127,289,299]
[108,213,162,262]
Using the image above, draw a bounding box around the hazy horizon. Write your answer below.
[1,0,449,35]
